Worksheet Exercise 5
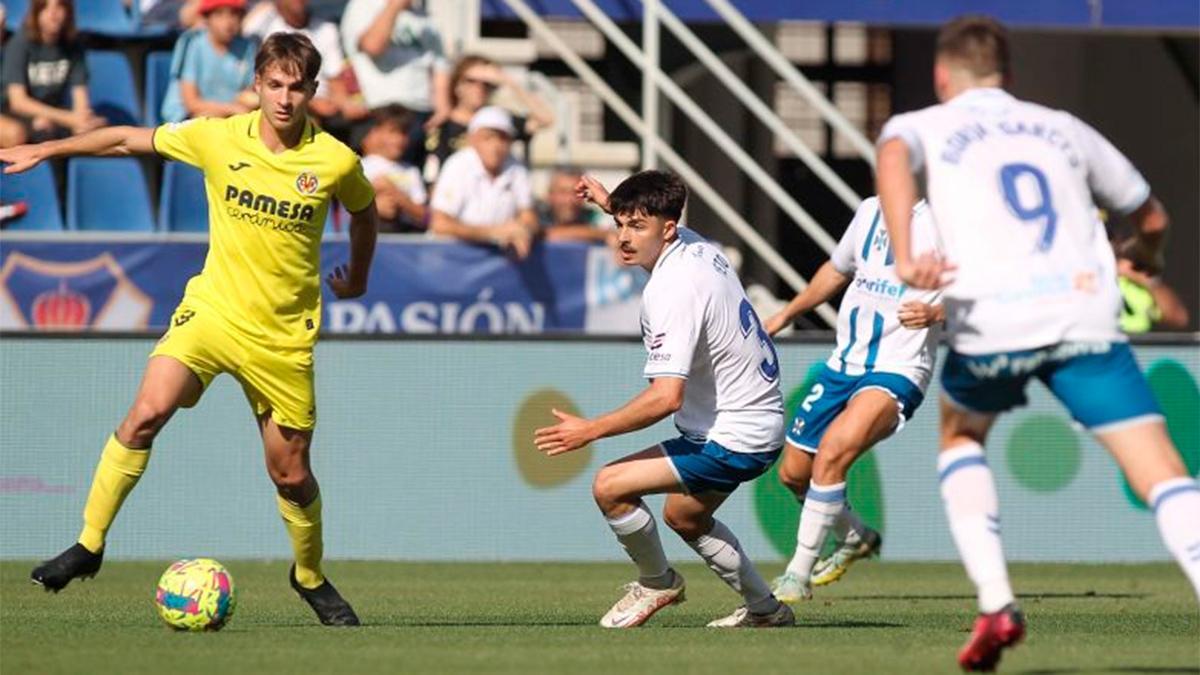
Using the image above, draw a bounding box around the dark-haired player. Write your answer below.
[535,171,791,629]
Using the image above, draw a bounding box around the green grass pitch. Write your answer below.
[2,561,1197,674]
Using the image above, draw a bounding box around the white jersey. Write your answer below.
[826,197,942,391]
[641,228,784,454]
[879,88,1147,354]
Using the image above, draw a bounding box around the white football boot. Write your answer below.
[599,572,686,628]
[770,571,813,604]
[706,601,795,628]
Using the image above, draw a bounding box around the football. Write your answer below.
[154,558,237,631]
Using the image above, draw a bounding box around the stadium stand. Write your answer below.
[3,0,28,31]
[158,161,208,232]
[66,157,155,231]
[86,51,142,127]
[75,0,138,36]
[0,162,63,231]
[144,51,173,129]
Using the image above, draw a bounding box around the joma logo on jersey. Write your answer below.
[224,185,315,221]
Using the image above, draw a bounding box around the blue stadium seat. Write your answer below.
[159,162,209,232]
[144,51,173,128]
[0,163,63,231]
[75,0,136,35]
[87,51,141,126]
[66,158,155,231]
[4,0,28,31]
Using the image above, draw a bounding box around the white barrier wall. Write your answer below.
[1,338,1196,562]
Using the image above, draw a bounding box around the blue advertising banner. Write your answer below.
[0,235,647,335]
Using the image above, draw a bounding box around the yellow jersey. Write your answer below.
[153,111,374,349]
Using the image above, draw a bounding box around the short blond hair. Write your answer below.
[937,15,1010,79]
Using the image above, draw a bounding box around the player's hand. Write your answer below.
[1117,237,1165,278]
[1117,257,1159,288]
[576,175,612,214]
[763,312,790,337]
[534,408,595,456]
[0,144,47,174]
[896,252,955,290]
[898,301,942,329]
[325,264,366,299]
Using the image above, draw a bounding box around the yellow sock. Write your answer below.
[277,493,325,589]
[78,435,151,554]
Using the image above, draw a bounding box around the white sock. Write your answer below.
[786,482,846,578]
[607,501,672,588]
[938,442,1015,613]
[1149,477,1200,600]
[835,503,868,546]
[687,519,777,614]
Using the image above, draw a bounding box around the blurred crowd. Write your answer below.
[1,0,1186,331]
[0,0,614,256]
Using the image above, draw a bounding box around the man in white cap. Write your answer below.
[429,106,538,259]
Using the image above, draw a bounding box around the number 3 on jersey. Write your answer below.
[999,162,1057,252]
[739,299,779,382]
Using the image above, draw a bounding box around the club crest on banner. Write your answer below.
[0,252,153,330]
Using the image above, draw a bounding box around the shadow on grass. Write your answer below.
[1022,662,1200,667]
[253,618,599,629]
[837,592,1145,601]
[255,618,906,630]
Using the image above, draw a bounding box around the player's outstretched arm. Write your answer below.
[575,175,612,215]
[534,377,684,456]
[327,202,378,299]
[877,139,953,290]
[0,126,154,174]
[764,261,850,336]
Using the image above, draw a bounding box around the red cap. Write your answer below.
[198,0,246,14]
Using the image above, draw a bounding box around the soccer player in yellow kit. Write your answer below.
[0,33,377,626]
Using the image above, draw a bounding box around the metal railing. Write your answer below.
[501,0,840,326]
[570,0,838,256]
[702,0,877,165]
[649,0,863,210]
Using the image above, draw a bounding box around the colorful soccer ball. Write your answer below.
[154,558,237,631]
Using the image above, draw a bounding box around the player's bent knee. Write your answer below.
[778,463,810,496]
[591,468,625,509]
[269,465,312,493]
[119,399,174,445]
[662,506,709,540]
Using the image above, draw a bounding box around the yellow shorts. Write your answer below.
[151,300,316,430]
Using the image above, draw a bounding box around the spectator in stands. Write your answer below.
[241,0,367,134]
[430,106,538,260]
[159,0,258,123]
[0,3,23,147]
[0,0,104,148]
[341,0,451,158]
[360,105,428,233]
[538,166,612,244]
[424,54,555,184]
